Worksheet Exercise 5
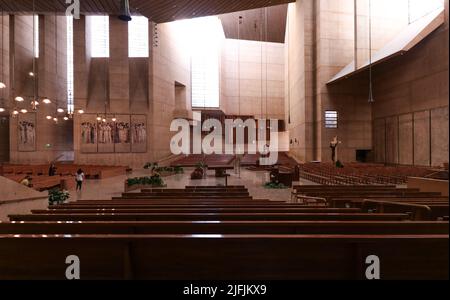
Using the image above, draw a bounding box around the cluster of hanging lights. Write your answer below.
[0,0,84,120]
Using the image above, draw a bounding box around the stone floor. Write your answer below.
[69,167,318,202]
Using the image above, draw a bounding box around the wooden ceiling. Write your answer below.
[0,0,294,24]
[219,4,288,43]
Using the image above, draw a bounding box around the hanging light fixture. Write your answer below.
[57,108,65,113]
[0,10,5,90]
[77,109,84,114]
[0,11,5,112]
[46,115,52,120]
[15,96,24,102]
[12,109,19,116]
[368,0,375,104]
[20,108,28,114]
[30,0,39,110]
[118,0,132,22]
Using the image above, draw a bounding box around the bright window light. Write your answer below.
[67,16,74,112]
[409,0,444,23]
[129,16,149,57]
[325,111,338,129]
[89,16,109,57]
[34,15,39,58]
[173,17,224,109]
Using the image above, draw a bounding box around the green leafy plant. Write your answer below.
[174,166,184,174]
[336,160,344,168]
[126,174,165,187]
[144,162,159,171]
[263,182,288,189]
[196,162,208,169]
[48,188,70,206]
[190,168,204,180]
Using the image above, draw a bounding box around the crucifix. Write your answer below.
[330,136,342,163]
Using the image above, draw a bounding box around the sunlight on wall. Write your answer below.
[172,17,225,108]
[409,0,444,23]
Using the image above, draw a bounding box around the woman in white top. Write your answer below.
[76,169,85,191]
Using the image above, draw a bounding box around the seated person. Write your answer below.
[20,176,32,187]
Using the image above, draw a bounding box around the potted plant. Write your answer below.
[48,188,70,206]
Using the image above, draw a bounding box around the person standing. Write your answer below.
[75,169,85,191]
[48,163,57,176]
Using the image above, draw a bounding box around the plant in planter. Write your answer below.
[190,168,204,180]
[126,174,166,188]
[195,162,208,179]
[335,160,344,168]
[144,162,159,173]
[48,188,70,206]
[263,182,288,189]
[174,166,184,174]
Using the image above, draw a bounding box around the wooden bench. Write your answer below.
[0,234,447,279]
[31,208,363,214]
[8,212,410,222]
[1,221,447,235]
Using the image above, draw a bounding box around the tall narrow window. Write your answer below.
[325,111,338,129]
[67,16,74,113]
[34,15,39,58]
[174,17,223,108]
[89,16,109,57]
[128,16,149,57]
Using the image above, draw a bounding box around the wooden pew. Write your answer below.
[330,197,448,208]
[1,221,447,235]
[0,234,447,279]
[51,204,329,209]
[74,200,281,205]
[31,208,363,214]
[8,212,410,222]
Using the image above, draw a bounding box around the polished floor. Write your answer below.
[69,167,318,202]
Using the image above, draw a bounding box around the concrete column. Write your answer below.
[109,17,129,113]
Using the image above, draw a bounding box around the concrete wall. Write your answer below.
[285,0,312,162]
[0,116,9,162]
[4,15,70,164]
[221,39,285,121]
[286,0,372,163]
[73,18,191,167]
[371,0,449,167]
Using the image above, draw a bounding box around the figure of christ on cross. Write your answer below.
[330,136,342,163]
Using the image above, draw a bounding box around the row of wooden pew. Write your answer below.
[4,174,76,192]
[171,153,298,168]
[0,185,448,279]
[1,164,129,179]
[292,185,449,221]
[300,163,436,185]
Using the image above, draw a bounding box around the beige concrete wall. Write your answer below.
[286,0,372,163]
[371,0,449,167]
[5,15,70,164]
[0,117,9,162]
[149,21,191,162]
[285,0,311,162]
[221,39,285,121]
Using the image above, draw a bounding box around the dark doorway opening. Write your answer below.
[356,150,371,163]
